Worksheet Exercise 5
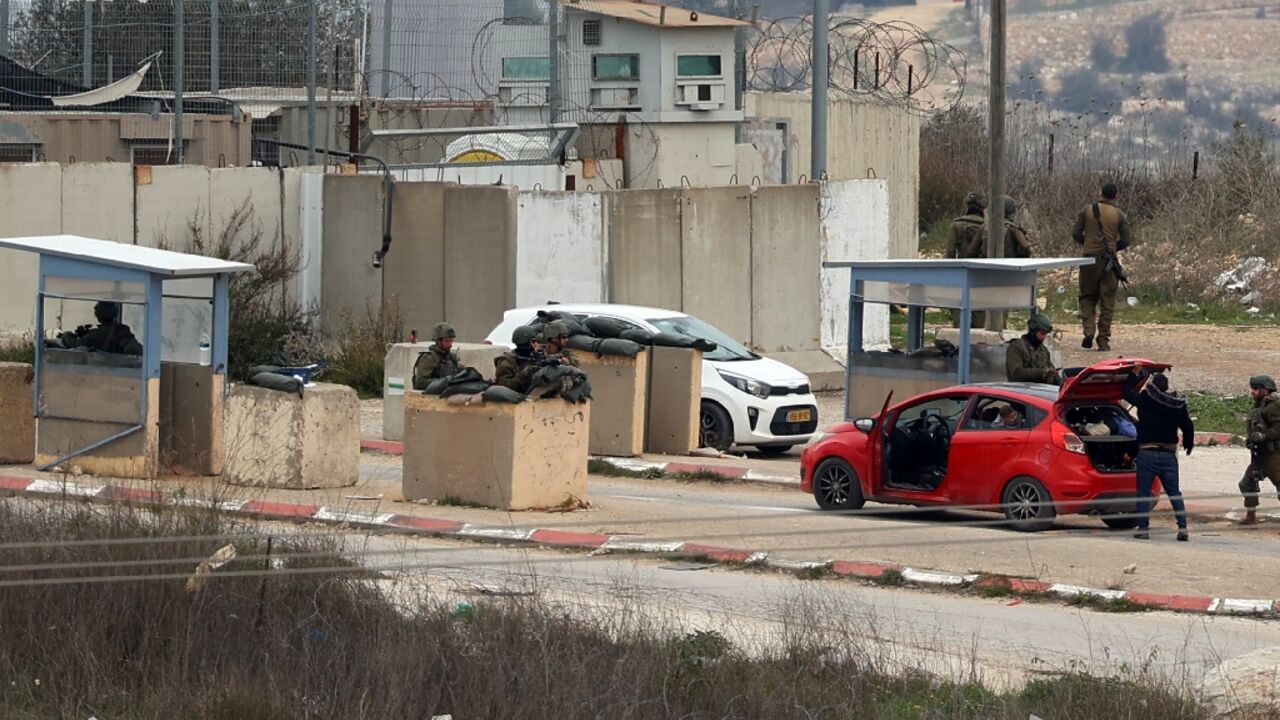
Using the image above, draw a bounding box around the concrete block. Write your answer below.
[61,163,133,242]
[382,342,508,441]
[135,165,210,250]
[321,174,384,333]
[766,350,846,393]
[751,185,821,353]
[223,382,359,489]
[403,393,590,510]
[443,185,517,341]
[820,179,892,351]
[0,363,35,464]
[577,351,649,457]
[680,187,752,344]
[607,189,682,309]
[0,163,60,336]
[159,363,224,476]
[516,191,605,306]
[37,368,159,478]
[645,346,702,455]
[385,182,448,334]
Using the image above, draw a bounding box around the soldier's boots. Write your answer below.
[1241,510,1259,526]
[1081,334,1094,349]
[1097,341,1111,352]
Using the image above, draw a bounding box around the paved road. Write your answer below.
[346,533,1280,691]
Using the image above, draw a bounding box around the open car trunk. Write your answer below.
[1062,404,1137,473]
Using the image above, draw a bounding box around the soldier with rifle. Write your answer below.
[1239,375,1280,526]
[1072,182,1133,353]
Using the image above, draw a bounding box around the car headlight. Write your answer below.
[718,370,771,399]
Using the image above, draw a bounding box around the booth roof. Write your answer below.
[0,235,255,278]
[822,258,1093,272]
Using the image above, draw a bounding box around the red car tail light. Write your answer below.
[1051,421,1087,455]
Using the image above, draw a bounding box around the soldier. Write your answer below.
[1239,375,1280,525]
[1003,196,1033,259]
[59,301,143,356]
[411,322,462,390]
[1005,313,1060,385]
[541,320,579,367]
[948,192,988,327]
[494,326,544,394]
[1072,182,1133,352]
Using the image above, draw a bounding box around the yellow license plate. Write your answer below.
[787,409,812,423]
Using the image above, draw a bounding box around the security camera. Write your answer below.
[372,251,383,269]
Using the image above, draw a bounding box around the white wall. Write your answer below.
[515,191,605,306]
[821,179,892,354]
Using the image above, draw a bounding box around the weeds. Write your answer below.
[1064,593,1154,613]
[0,336,35,365]
[1187,393,1253,435]
[873,568,907,586]
[437,495,488,509]
[588,458,663,479]
[321,303,404,398]
[798,563,835,580]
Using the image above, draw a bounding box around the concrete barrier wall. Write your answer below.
[0,163,61,335]
[210,168,284,256]
[442,185,517,341]
[515,191,604,307]
[135,165,211,250]
[751,185,822,353]
[62,163,133,242]
[320,174,385,331]
[607,189,682,309]
[680,187,753,345]
[821,179,892,352]
[384,182,448,337]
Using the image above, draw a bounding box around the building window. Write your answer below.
[130,144,182,166]
[593,54,639,81]
[0,144,39,163]
[501,56,551,80]
[583,18,602,46]
[677,54,722,78]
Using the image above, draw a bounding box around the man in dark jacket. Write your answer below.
[1122,368,1195,541]
[1005,314,1060,385]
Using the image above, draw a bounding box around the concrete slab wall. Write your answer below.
[210,167,284,256]
[61,163,133,242]
[135,165,211,250]
[281,167,314,307]
[442,185,517,341]
[320,174,385,331]
[384,182,448,336]
[515,191,605,307]
[680,186,752,345]
[0,163,61,335]
[820,179,892,352]
[607,189,682,309]
[750,185,822,353]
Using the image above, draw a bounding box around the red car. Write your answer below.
[800,358,1168,531]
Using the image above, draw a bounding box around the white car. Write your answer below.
[484,304,819,454]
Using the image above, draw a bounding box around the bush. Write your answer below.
[322,303,404,398]
[0,335,35,365]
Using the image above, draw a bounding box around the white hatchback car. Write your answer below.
[484,304,819,454]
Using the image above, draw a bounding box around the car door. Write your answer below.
[946,395,1043,506]
[877,393,971,502]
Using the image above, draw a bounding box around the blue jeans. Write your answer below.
[1136,449,1186,531]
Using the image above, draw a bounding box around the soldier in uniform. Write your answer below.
[493,326,544,394]
[1005,313,1060,385]
[1072,182,1133,352]
[1003,196,1033,259]
[411,322,462,390]
[1239,375,1280,525]
[541,320,579,367]
[59,301,144,356]
[947,192,988,327]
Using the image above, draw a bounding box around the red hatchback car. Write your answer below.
[800,358,1169,531]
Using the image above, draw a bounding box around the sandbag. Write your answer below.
[249,372,303,396]
[423,377,449,395]
[596,338,642,358]
[481,385,526,404]
[247,365,282,377]
[440,381,489,398]
[567,335,602,353]
[619,328,658,345]
[585,316,631,339]
[528,365,592,404]
[649,332,719,352]
[446,393,485,406]
[534,310,590,337]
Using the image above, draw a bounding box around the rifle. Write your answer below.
[1093,203,1129,287]
[530,350,563,368]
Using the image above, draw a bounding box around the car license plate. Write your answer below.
[787,409,812,423]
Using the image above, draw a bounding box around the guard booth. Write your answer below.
[824,258,1091,419]
[0,235,253,478]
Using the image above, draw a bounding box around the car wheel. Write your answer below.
[699,401,734,452]
[1101,514,1139,530]
[812,457,865,511]
[1001,476,1055,532]
[755,444,794,456]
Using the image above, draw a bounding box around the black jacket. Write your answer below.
[1122,373,1195,450]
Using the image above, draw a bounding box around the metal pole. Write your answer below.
[174,0,185,164]
[985,0,1006,331]
[733,0,745,137]
[811,0,829,180]
[210,0,219,93]
[307,0,317,166]
[82,0,93,87]
[380,0,393,98]
[548,0,560,125]
[0,0,9,56]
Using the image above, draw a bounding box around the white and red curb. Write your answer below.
[2,473,1274,619]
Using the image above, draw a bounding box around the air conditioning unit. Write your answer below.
[675,81,725,110]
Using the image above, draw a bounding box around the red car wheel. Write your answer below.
[812,458,865,511]
[1001,476,1056,532]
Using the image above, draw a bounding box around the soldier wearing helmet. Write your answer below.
[1239,374,1280,525]
[412,322,462,390]
[1005,313,1060,385]
[540,319,579,368]
[946,192,987,261]
[1002,196,1033,259]
[494,325,545,393]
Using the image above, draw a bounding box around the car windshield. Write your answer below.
[645,315,756,361]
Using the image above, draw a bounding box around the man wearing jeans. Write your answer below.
[1122,368,1195,541]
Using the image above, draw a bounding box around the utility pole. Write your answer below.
[210,0,219,93]
[307,0,317,166]
[0,0,9,56]
[548,0,560,126]
[82,0,93,87]
[811,0,829,180]
[985,0,1006,331]
[174,0,185,165]
[380,0,393,98]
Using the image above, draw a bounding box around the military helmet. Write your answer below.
[431,322,456,341]
[1003,195,1017,218]
[964,192,986,211]
[543,320,570,339]
[512,325,539,346]
[1028,313,1053,333]
[1250,374,1277,392]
